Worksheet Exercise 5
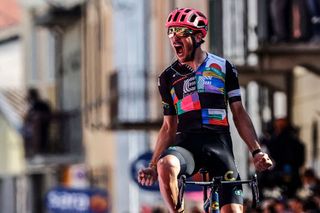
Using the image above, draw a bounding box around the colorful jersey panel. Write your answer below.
[202,108,228,126]
[197,63,225,94]
[158,53,241,132]
[175,92,201,115]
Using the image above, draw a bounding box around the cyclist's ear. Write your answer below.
[194,32,204,42]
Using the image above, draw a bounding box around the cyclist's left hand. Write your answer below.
[253,152,273,172]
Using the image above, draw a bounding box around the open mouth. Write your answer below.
[174,44,184,56]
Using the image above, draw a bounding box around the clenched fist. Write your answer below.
[253,152,273,172]
[138,167,158,186]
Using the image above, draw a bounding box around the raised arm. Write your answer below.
[230,101,273,172]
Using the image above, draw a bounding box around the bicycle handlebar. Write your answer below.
[178,174,260,210]
[184,179,254,186]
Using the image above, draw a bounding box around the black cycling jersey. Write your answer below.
[158,53,241,133]
[158,53,244,207]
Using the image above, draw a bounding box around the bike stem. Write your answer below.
[209,177,221,213]
[200,168,208,203]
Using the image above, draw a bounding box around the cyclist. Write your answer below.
[138,8,273,213]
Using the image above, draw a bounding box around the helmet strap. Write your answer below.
[185,35,203,62]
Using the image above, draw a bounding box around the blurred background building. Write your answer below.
[0,0,318,212]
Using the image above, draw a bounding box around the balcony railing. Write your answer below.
[109,70,163,130]
[24,110,83,160]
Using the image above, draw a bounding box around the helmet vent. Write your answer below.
[189,14,196,23]
[184,9,191,13]
[197,12,206,18]
[198,20,205,27]
[180,14,186,22]
[173,12,180,21]
[168,14,172,22]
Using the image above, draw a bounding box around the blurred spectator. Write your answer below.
[313,187,320,211]
[243,198,259,213]
[253,167,320,212]
[274,199,291,213]
[288,197,305,213]
[270,0,292,42]
[268,0,313,43]
[21,88,52,157]
[260,121,274,147]
[306,0,320,42]
[297,168,320,199]
[260,118,305,198]
[303,197,319,213]
[292,0,312,41]
[259,198,277,213]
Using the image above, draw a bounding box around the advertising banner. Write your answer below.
[46,187,110,213]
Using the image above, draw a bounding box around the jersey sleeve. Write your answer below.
[225,60,241,103]
[158,73,177,115]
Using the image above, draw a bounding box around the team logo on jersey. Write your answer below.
[211,201,219,210]
[183,76,196,97]
[224,170,236,181]
[162,101,170,109]
[234,189,243,196]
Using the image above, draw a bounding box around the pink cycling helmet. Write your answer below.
[166,8,208,37]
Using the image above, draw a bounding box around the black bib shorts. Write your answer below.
[160,131,243,207]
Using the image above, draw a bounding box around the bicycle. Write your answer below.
[177,169,260,213]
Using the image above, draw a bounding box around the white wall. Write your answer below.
[61,23,81,111]
[293,66,320,172]
[274,92,287,119]
[0,40,24,89]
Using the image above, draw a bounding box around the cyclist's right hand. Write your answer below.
[138,167,158,186]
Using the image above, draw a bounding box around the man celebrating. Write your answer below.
[138,8,273,213]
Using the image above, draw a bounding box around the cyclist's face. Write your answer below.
[167,27,201,62]
[168,27,193,62]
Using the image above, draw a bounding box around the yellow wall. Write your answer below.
[0,114,25,175]
[84,130,115,168]
[82,0,115,204]
[82,0,115,169]
[83,129,115,209]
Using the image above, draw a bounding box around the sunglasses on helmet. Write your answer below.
[167,27,194,38]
